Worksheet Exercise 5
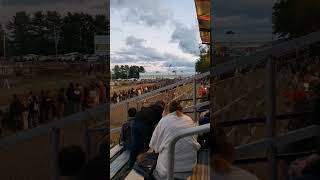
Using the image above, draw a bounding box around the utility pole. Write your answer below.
[3,29,6,60]
[54,24,59,61]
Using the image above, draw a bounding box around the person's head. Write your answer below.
[58,145,86,176]
[155,100,166,110]
[128,107,137,118]
[168,101,183,116]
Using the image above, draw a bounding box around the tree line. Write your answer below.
[112,65,145,79]
[0,11,109,57]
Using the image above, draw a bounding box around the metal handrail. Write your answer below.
[0,104,106,146]
[167,124,210,180]
[111,72,210,108]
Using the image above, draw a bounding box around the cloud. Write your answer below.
[111,0,171,27]
[171,22,199,56]
[125,36,146,48]
[111,36,195,72]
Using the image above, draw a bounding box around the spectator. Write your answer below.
[129,101,165,168]
[28,96,39,128]
[212,142,259,180]
[149,101,200,179]
[57,88,67,119]
[58,145,86,180]
[9,95,23,131]
[66,82,75,114]
[120,107,137,150]
[74,83,82,112]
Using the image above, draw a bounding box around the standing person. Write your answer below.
[98,81,106,104]
[66,82,75,114]
[9,95,23,131]
[57,88,67,119]
[82,86,89,110]
[149,101,200,179]
[22,97,29,130]
[28,96,39,128]
[74,83,82,112]
[39,90,46,124]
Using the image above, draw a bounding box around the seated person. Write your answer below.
[129,101,165,169]
[212,141,259,180]
[149,101,201,180]
[120,107,137,150]
[58,145,86,180]
[197,108,209,148]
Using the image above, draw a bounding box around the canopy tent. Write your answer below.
[194,0,211,44]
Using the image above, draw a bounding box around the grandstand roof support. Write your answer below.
[265,58,277,180]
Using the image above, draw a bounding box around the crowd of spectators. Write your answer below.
[2,81,107,132]
[110,79,179,104]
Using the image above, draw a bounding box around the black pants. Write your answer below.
[129,121,153,168]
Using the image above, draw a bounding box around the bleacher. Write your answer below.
[110,30,320,180]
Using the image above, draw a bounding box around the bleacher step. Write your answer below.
[110,150,130,179]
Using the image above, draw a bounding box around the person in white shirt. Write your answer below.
[149,101,200,180]
[212,142,259,180]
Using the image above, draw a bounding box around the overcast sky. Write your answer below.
[213,0,273,42]
[110,0,200,73]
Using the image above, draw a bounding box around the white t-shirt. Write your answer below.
[149,112,200,180]
[213,165,259,180]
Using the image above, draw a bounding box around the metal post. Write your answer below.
[210,0,215,176]
[3,31,6,59]
[50,128,60,180]
[83,119,91,160]
[167,124,210,180]
[266,58,277,180]
[125,101,129,121]
[193,78,197,121]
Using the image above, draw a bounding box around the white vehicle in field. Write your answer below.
[23,54,39,61]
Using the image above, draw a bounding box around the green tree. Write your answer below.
[60,12,82,53]
[0,25,4,57]
[30,11,50,54]
[94,15,109,35]
[113,65,121,79]
[273,0,320,38]
[195,45,210,73]
[6,11,32,55]
[46,11,63,55]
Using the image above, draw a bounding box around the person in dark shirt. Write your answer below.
[120,107,137,150]
[9,95,23,131]
[129,101,165,169]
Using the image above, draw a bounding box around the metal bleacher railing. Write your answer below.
[110,70,210,179]
[111,30,320,180]
[0,104,106,180]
